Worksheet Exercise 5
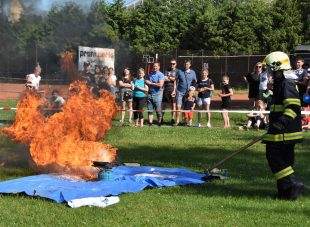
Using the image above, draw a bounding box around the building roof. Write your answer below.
[295,44,310,52]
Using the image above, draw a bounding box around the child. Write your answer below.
[262,82,273,110]
[50,89,65,110]
[183,86,196,126]
[132,68,148,127]
[196,68,214,128]
[218,75,233,128]
[241,100,267,130]
[46,89,65,116]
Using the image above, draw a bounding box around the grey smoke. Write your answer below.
[1,0,96,17]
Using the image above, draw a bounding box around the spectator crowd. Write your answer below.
[26,57,310,130]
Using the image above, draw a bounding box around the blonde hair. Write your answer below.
[222,74,229,80]
[138,68,145,73]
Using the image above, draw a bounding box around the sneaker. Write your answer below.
[207,122,211,128]
[197,123,202,128]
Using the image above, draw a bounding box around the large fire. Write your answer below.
[1,81,118,180]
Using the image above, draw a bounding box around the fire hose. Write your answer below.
[203,133,266,179]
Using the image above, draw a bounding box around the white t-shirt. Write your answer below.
[111,75,117,85]
[54,96,65,105]
[26,73,41,90]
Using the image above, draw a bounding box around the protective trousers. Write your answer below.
[266,143,295,180]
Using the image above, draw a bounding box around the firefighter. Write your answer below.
[262,51,304,200]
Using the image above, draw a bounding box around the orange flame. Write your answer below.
[2,81,118,180]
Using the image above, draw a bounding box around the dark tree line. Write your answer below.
[0,0,308,78]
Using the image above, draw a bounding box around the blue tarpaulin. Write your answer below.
[0,166,205,203]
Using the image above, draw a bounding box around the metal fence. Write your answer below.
[1,48,309,88]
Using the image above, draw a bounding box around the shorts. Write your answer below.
[147,92,163,117]
[183,111,193,120]
[133,96,146,120]
[162,92,176,104]
[176,91,186,107]
[221,99,230,109]
[121,90,133,102]
[197,97,211,106]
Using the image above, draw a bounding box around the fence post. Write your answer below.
[225,52,228,73]
[201,49,204,71]
[247,55,250,73]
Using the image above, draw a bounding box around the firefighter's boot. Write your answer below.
[277,175,304,200]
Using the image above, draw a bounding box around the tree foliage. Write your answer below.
[0,0,307,75]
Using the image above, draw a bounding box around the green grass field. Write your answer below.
[0,108,309,226]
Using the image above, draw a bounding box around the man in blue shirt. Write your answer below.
[145,62,165,126]
[172,60,197,125]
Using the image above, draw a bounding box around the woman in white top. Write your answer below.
[25,64,42,90]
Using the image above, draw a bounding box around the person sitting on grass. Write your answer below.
[45,89,66,116]
[183,86,196,127]
[239,100,267,130]
[218,75,233,128]
[132,68,149,127]
[196,68,214,128]
[50,89,65,110]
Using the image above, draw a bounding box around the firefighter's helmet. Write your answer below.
[263,51,291,71]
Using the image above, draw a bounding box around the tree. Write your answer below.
[41,3,90,53]
[88,0,128,46]
[298,0,310,43]
[124,0,193,54]
[268,0,303,52]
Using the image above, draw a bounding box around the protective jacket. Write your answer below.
[262,76,303,143]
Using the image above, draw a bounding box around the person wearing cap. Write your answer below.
[25,63,42,91]
[262,51,304,200]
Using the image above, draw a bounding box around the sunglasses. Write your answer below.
[171,63,176,65]
[256,65,262,68]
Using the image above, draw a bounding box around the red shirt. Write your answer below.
[302,117,310,125]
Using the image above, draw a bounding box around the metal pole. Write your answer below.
[225,52,228,73]
[247,55,250,72]
[35,41,38,63]
[205,134,265,172]
[201,49,204,71]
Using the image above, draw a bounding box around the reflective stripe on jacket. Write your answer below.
[262,77,303,143]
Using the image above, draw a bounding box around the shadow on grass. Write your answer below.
[117,144,310,199]
[0,143,30,169]
[0,132,309,200]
